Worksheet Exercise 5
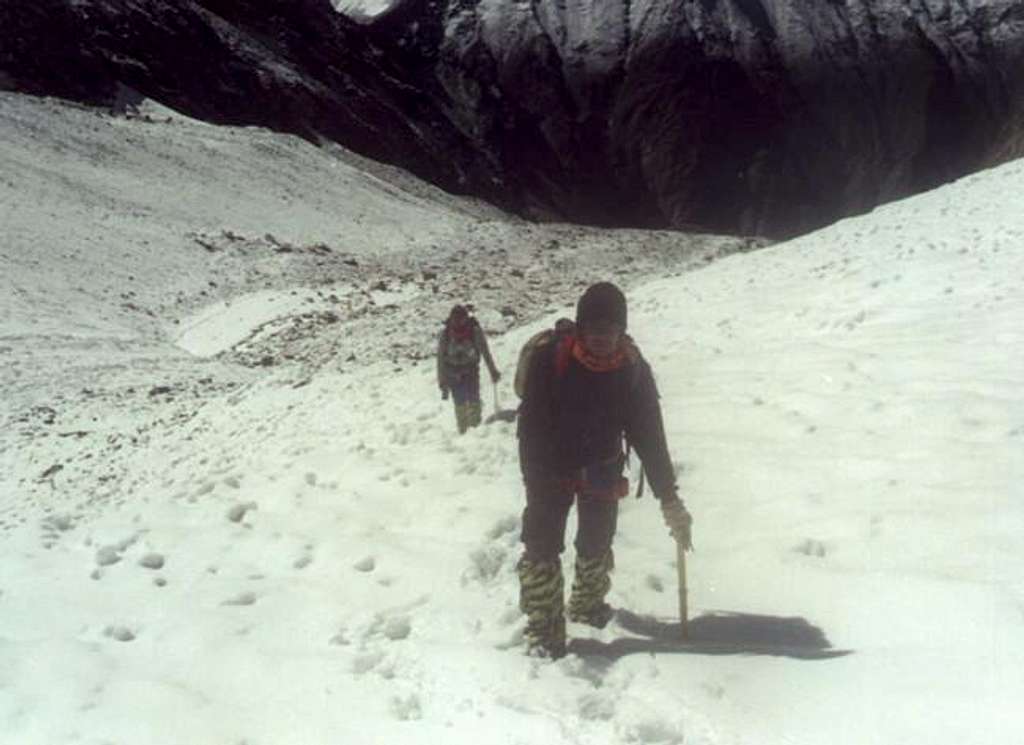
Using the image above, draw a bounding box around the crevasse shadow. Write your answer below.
[568,610,852,661]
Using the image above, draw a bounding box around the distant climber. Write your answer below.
[437,304,501,434]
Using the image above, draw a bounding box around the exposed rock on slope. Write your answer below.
[0,0,506,207]
[3,0,1023,237]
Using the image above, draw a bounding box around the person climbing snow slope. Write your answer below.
[437,304,501,434]
[515,282,692,658]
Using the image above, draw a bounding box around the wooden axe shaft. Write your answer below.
[676,539,689,638]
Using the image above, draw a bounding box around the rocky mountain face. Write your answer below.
[4,0,1024,238]
[0,0,507,207]
[380,0,1024,237]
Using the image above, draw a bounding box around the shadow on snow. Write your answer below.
[568,610,852,661]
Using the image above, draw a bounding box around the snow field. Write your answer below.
[2,90,1023,744]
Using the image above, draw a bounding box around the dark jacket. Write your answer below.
[517,337,677,501]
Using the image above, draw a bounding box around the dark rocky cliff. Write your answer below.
[0,0,507,206]
[3,0,1023,238]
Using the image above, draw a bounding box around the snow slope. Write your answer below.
[0,92,747,517]
[2,90,1023,745]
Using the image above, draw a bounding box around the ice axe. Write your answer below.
[676,537,689,639]
[485,380,517,424]
[661,494,692,638]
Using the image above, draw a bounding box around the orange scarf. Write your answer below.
[571,337,631,373]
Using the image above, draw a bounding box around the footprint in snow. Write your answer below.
[371,614,412,642]
[330,624,352,646]
[226,502,257,523]
[390,693,423,721]
[351,650,385,675]
[95,545,123,567]
[578,692,616,722]
[222,591,258,607]
[464,544,510,585]
[353,556,376,572]
[624,717,684,744]
[138,553,165,570]
[40,513,75,547]
[794,539,827,558]
[486,514,519,540]
[388,427,411,446]
[99,533,143,565]
[104,625,136,642]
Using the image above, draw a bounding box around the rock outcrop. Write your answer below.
[0,0,506,207]
[378,0,1024,236]
[4,0,1024,237]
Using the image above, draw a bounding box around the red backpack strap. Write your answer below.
[553,333,575,378]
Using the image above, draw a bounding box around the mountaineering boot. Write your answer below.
[466,401,482,429]
[567,550,615,629]
[517,556,566,659]
[454,403,470,434]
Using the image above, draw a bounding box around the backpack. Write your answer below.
[442,317,481,369]
[513,318,576,399]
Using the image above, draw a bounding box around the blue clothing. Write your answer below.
[450,368,480,405]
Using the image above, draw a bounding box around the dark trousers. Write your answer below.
[520,482,618,562]
[449,367,480,405]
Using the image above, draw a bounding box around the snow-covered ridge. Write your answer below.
[2,89,1023,744]
[335,0,395,21]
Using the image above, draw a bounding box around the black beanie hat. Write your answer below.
[576,282,627,330]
